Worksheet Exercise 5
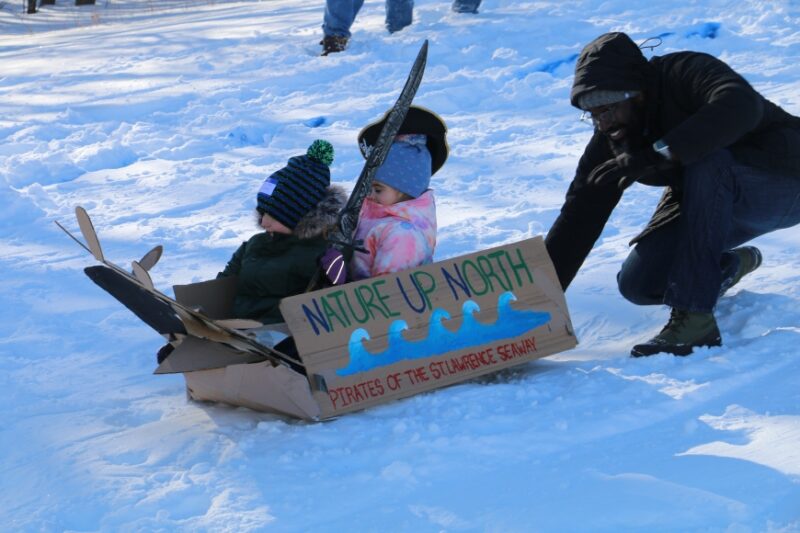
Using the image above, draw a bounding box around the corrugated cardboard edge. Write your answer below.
[185,362,320,420]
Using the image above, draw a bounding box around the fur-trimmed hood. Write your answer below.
[292,184,347,240]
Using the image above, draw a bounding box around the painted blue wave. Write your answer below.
[336,291,551,376]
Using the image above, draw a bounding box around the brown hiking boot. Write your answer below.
[719,246,763,297]
[321,35,348,56]
[631,308,722,357]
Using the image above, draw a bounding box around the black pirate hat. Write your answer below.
[357,105,449,175]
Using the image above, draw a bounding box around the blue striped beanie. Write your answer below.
[257,140,334,229]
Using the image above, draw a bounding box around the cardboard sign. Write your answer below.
[279,236,576,418]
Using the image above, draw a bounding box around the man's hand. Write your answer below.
[586,147,664,190]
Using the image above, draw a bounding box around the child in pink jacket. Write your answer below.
[319,107,448,285]
[350,107,449,280]
[350,141,437,279]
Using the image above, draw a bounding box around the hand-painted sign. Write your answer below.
[280,236,576,418]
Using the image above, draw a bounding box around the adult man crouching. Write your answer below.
[545,32,800,356]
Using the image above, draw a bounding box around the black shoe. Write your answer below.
[321,35,348,56]
[719,246,762,297]
[631,308,722,357]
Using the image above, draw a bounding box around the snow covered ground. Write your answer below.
[1,0,799,530]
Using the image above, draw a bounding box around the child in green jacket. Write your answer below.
[218,140,346,324]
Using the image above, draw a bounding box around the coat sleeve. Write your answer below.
[217,242,247,278]
[545,133,622,290]
[370,223,431,277]
[660,52,764,164]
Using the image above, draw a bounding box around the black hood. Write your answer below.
[570,32,650,109]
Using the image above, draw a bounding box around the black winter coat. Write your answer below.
[546,32,800,290]
[218,186,347,323]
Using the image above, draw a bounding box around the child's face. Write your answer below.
[259,211,292,234]
[369,181,409,206]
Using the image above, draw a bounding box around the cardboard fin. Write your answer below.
[154,336,264,374]
[139,245,163,271]
[75,206,104,262]
[131,260,155,291]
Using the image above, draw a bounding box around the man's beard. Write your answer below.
[606,106,647,156]
[607,124,646,156]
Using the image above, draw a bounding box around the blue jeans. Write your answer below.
[617,149,800,313]
[452,0,481,13]
[323,0,414,37]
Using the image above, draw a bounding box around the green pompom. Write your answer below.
[307,139,334,166]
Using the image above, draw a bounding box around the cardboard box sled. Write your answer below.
[179,236,577,420]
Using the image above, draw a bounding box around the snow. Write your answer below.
[2,0,799,530]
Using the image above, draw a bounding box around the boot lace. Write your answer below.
[660,308,689,335]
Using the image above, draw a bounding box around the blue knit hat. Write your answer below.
[257,140,334,229]
[374,134,432,198]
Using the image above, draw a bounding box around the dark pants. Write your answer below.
[618,149,800,313]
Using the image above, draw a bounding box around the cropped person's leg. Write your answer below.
[322,0,363,55]
[452,0,481,13]
[385,0,413,33]
[323,0,364,38]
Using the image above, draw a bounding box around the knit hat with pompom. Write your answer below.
[257,139,334,229]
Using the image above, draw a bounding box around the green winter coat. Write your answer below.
[218,185,347,323]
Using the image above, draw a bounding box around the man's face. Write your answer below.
[586,95,646,151]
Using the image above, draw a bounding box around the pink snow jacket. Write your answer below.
[350,190,437,280]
